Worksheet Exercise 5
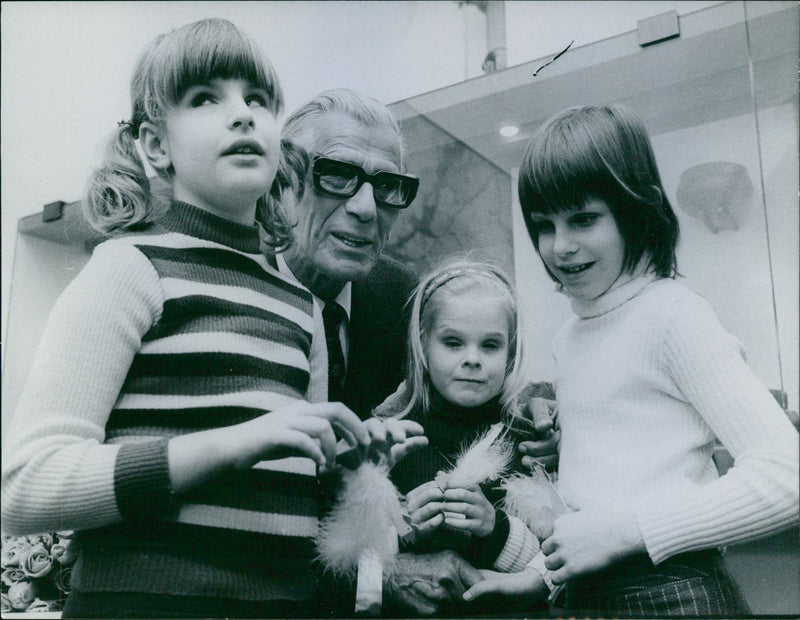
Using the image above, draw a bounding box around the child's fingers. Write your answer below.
[442,486,480,501]
[541,536,556,555]
[389,435,428,465]
[279,429,327,468]
[363,417,388,443]
[441,501,474,517]
[442,513,472,530]
[289,414,339,466]
[304,402,370,447]
[379,418,425,448]
[543,551,565,571]
[408,500,442,523]
[395,419,425,437]
[411,508,445,534]
[382,418,407,444]
[406,480,444,510]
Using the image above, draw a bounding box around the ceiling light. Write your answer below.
[499,125,519,137]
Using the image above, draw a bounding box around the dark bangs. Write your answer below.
[518,105,679,278]
[140,18,283,123]
[518,122,615,217]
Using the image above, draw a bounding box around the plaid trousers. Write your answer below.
[564,549,751,618]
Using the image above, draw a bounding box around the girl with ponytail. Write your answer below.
[1,18,387,618]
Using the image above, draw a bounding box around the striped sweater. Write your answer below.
[2,201,325,602]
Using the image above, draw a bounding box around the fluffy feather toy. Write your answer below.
[315,460,405,578]
[436,423,514,490]
[500,463,569,540]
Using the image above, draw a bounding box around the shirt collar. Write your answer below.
[275,253,352,319]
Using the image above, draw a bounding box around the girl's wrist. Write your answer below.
[618,510,646,557]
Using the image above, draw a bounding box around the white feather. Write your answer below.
[501,466,569,540]
[315,462,404,577]
[443,423,513,489]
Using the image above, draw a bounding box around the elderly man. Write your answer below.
[273,89,557,616]
[272,89,474,616]
[278,89,418,419]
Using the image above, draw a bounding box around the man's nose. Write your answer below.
[344,182,377,221]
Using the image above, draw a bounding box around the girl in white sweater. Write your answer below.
[463,104,798,616]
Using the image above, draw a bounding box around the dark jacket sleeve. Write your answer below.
[343,258,418,419]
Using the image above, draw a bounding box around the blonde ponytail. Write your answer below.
[82,125,162,235]
[258,139,307,251]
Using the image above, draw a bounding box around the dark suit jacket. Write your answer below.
[319,257,417,617]
[340,257,418,420]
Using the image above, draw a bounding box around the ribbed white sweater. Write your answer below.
[553,275,798,564]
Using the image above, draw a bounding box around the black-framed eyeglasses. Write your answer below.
[312,156,419,209]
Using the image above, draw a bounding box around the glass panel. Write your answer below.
[388,1,798,415]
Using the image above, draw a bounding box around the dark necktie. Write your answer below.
[323,302,347,402]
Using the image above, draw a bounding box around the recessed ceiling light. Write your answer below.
[499,125,519,137]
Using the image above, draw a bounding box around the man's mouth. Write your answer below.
[222,140,264,156]
[332,232,372,248]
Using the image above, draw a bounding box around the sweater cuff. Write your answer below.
[634,503,689,565]
[494,515,540,572]
[114,438,175,520]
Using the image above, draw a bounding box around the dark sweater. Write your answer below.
[390,390,512,569]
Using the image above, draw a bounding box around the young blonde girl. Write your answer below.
[377,260,545,613]
[463,104,799,616]
[1,18,377,618]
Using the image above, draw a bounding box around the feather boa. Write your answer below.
[315,461,405,578]
[436,423,513,490]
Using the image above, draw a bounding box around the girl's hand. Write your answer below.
[542,508,645,584]
[363,417,428,469]
[232,401,369,469]
[441,485,496,538]
[406,480,446,538]
[169,401,370,493]
[462,567,546,603]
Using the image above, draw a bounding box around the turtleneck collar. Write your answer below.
[420,386,503,458]
[158,201,261,254]
[569,261,658,318]
[428,385,502,425]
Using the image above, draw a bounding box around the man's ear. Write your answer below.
[138,121,171,172]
